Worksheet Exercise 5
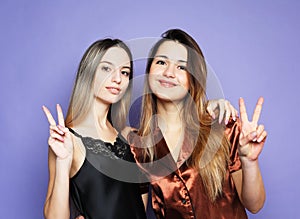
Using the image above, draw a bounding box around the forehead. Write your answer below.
[155,41,187,61]
[101,46,130,66]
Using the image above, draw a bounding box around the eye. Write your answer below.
[121,70,130,77]
[178,65,187,71]
[101,65,112,72]
[156,60,166,65]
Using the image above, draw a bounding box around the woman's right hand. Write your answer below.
[42,104,73,165]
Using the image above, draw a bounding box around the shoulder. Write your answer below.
[224,117,241,136]
[67,126,86,177]
[224,118,243,173]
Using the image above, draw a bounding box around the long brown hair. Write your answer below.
[65,39,133,131]
[138,29,230,201]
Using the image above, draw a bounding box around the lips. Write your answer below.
[106,86,121,94]
[158,79,177,88]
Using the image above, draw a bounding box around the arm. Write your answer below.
[122,126,149,211]
[44,148,72,219]
[43,104,74,219]
[232,97,267,213]
[232,160,265,213]
[142,193,149,211]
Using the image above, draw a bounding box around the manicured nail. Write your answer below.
[251,132,257,139]
[57,125,65,134]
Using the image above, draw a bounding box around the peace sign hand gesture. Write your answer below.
[238,97,267,162]
[42,104,73,164]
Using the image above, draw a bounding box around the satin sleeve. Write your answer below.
[225,118,242,173]
[127,130,149,164]
[128,131,150,194]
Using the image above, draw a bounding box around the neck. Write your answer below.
[76,99,113,134]
[156,100,184,132]
[156,100,186,160]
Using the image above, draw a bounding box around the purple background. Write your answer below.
[1,0,299,218]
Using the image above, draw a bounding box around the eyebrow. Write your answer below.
[100,61,131,69]
[154,55,187,64]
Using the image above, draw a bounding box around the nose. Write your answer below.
[162,63,176,78]
[111,69,121,84]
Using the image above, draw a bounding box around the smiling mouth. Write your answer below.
[106,87,121,94]
[158,80,177,88]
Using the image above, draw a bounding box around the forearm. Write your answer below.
[141,193,148,211]
[240,158,265,213]
[44,162,71,219]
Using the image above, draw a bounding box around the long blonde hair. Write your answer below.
[65,39,133,131]
[138,29,230,202]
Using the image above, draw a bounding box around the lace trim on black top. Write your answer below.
[69,128,131,161]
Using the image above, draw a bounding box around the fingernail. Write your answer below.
[225,119,228,125]
[257,136,263,142]
[57,125,65,134]
[251,132,257,138]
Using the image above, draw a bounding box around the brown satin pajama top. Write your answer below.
[128,120,248,219]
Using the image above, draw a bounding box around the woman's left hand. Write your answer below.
[238,97,267,161]
[206,99,238,124]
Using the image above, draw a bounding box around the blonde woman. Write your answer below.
[42,39,147,219]
[129,29,267,219]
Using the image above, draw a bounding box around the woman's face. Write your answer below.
[149,40,189,103]
[93,46,131,104]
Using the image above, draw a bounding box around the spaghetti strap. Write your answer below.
[68,128,82,139]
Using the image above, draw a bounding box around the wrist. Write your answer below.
[56,158,72,173]
[240,156,259,169]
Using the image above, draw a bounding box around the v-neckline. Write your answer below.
[152,124,194,170]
